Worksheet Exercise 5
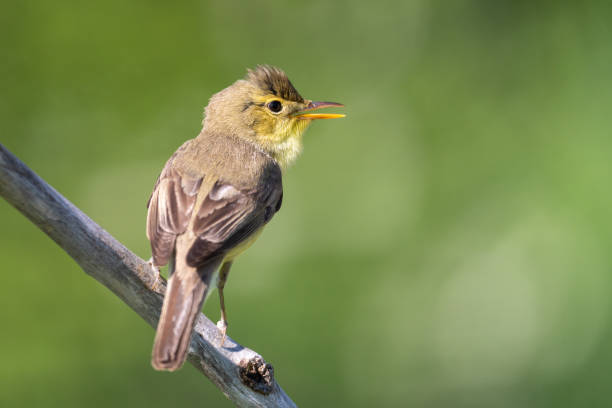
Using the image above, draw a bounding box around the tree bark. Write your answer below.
[0,143,296,408]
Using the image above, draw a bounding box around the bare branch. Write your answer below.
[0,143,296,408]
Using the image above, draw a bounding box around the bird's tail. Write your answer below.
[151,258,219,371]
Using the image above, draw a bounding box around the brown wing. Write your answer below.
[146,166,203,266]
[186,164,283,267]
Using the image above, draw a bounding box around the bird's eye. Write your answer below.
[267,100,283,113]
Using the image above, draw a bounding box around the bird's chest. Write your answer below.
[223,227,265,261]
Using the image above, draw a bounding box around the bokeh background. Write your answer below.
[2,1,612,407]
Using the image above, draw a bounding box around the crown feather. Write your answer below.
[246,65,304,103]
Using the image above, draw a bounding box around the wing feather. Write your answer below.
[186,166,282,267]
[146,167,203,266]
[147,149,283,268]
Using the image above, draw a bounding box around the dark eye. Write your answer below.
[267,100,282,113]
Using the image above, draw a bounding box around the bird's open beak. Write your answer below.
[293,101,345,120]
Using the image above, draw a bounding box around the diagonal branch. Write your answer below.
[0,143,296,408]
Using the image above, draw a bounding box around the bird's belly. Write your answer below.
[224,227,265,262]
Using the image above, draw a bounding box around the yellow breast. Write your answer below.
[223,227,265,262]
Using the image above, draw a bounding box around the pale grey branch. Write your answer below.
[0,143,296,408]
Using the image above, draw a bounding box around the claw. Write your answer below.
[217,319,228,347]
[147,257,161,274]
[147,257,164,292]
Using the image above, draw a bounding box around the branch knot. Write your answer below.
[239,356,275,395]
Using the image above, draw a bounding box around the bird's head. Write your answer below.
[203,65,344,169]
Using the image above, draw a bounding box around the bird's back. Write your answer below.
[171,130,277,189]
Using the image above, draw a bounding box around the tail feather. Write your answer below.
[152,261,219,371]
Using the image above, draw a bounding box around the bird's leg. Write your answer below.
[216,260,233,346]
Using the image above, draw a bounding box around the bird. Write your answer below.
[146,65,344,371]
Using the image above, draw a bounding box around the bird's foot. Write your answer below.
[216,319,228,347]
[147,257,161,275]
[147,257,164,292]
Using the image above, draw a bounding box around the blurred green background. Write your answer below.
[2,1,612,407]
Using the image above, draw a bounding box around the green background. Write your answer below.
[2,1,612,407]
